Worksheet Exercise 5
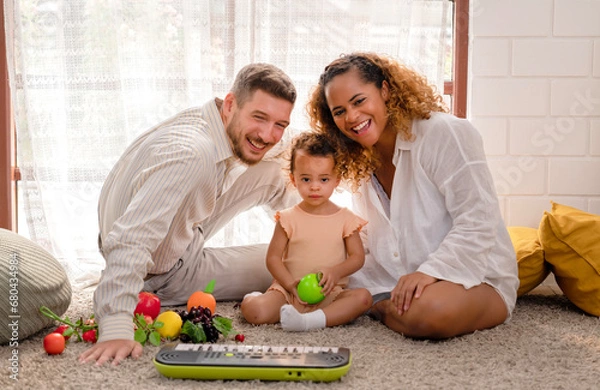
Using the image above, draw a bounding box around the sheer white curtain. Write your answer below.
[4,0,450,287]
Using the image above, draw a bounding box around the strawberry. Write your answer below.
[82,329,98,343]
[235,334,245,342]
[54,324,72,341]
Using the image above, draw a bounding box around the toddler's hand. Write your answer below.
[318,268,339,296]
[288,278,308,305]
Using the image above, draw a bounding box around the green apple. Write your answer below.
[297,273,325,304]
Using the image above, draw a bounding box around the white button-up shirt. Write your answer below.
[348,112,519,314]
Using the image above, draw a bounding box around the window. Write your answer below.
[1,0,467,247]
[1,5,17,231]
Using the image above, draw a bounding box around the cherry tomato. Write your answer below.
[43,333,66,355]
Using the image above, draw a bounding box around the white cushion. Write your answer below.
[0,228,71,344]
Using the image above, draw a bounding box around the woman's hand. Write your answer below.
[391,272,438,315]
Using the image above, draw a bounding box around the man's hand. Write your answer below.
[79,339,143,366]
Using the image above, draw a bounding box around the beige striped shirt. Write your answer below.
[95,99,241,341]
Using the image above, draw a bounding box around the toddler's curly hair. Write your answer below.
[287,131,342,177]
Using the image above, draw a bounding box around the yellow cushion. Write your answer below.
[539,202,600,316]
[507,226,549,297]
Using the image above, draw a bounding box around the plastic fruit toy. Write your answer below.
[43,333,66,355]
[155,310,183,340]
[82,329,98,343]
[187,279,217,314]
[297,273,325,304]
[53,324,71,340]
[134,292,161,320]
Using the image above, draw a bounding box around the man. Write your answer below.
[80,63,297,366]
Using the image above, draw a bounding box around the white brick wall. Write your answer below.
[470,0,600,227]
[594,39,600,77]
[471,78,549,115]
[508,118,588,156]
[592,120,600,155]
[513,40,591,76]
[554,0,600,36]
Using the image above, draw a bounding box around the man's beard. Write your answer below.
[226,114,264,166]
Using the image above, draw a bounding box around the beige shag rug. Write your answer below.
[2,284,599,390]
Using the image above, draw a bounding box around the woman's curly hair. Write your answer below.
[307,52,448,190]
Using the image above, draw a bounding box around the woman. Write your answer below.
[307,52,519,339]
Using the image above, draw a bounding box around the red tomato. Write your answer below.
[134,292,161,320]
[43,333,65,355]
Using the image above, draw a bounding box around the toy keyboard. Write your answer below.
[153,343,351,382]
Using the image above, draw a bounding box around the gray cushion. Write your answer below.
[0,228,72,344]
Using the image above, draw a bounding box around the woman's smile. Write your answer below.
[324,69,389,148]
[351,119,370,136]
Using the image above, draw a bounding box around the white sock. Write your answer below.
[243,291,263,301]
[280,305,326,331]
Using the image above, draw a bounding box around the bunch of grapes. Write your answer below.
[175,306,220,343]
